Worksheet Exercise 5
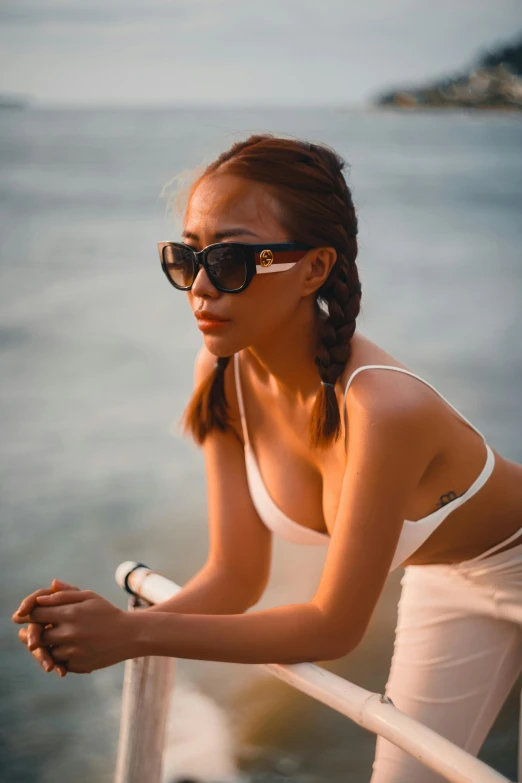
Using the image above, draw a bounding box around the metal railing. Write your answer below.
[114,561,516,783]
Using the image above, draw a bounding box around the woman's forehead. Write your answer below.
[185,175,282,235]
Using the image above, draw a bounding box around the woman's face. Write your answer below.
[182,173,319,357]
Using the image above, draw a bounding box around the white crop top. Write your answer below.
[233,352,496,571]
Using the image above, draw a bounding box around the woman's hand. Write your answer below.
[13,588,137,674]
[12,579,81,677]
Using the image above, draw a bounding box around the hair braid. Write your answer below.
[311,263,362,447]
[181,355,231,444]
[308,149,362,448]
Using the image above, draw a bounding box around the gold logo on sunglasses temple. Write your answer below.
[260,249,274,267]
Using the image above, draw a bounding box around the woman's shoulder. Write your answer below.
[340,333,438,418]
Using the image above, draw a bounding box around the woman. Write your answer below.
[12,134,522,781]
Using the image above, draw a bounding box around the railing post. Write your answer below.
[114,595,175,783]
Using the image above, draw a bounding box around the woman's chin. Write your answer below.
[199,323,254,358]
[201,332,237,357]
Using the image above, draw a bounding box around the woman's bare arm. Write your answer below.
[13,345,272,676]
[19,365,438,671]
[116,373,436,665]
[144,344,273,615]
[141,564,258,615]
[310,371,437,652]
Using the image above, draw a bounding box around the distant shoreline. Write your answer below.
[0,96,32,110]
[375,101,522,113]
[374,36,522,112]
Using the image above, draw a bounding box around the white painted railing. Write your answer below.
[114,561,515,783]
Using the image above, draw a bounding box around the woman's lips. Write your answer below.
[195,313,232,332]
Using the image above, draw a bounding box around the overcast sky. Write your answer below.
[1,0,521,107]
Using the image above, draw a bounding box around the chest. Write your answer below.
[250,406,347,534]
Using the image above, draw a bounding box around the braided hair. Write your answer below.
[179,134,361,448]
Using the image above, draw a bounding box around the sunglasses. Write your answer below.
[157,241,313,294]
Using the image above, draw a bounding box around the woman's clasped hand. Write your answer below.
[11,578,136,675]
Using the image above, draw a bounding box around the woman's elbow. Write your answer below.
[286,638,359,665]
[314,611,366,662]
[295,613,363,664]
[314,633,361,663]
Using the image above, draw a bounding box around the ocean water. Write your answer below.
[1,105,521,782]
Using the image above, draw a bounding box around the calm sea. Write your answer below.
[1,106,521,783]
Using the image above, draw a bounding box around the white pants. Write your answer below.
[371,529,522,782]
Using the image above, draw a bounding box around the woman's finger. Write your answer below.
[49,643,76,662]
[19,627,56,672]
[17,590,91,625]
[51,579,80,591]
[26,593,92,625]
[26,622,43,651]
[19,625,44,650]
[31,590,94,622]
[18,626,29,644]
[12,587,55,623]
[35,590,92,607]
[40,623,72,647]
[32,646,57,673]
[19,626,68,677]
[12,581,81,623]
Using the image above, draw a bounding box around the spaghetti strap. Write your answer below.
[342,364,487,447]
[457,524,522,566]
[233,352,250,446]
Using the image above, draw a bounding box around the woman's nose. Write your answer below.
[191,265,218,298]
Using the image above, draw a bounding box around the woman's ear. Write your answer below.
[301,247,337,296]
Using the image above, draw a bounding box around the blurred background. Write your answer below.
[1,2,522,782]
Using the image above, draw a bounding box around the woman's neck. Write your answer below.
[245,301,330,404]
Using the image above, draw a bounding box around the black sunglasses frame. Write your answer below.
[158,241,313,294]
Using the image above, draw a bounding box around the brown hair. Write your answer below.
[180,134,362,449]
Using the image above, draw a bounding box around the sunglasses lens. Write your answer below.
[206,246,247,291]
[162,244,194,289]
